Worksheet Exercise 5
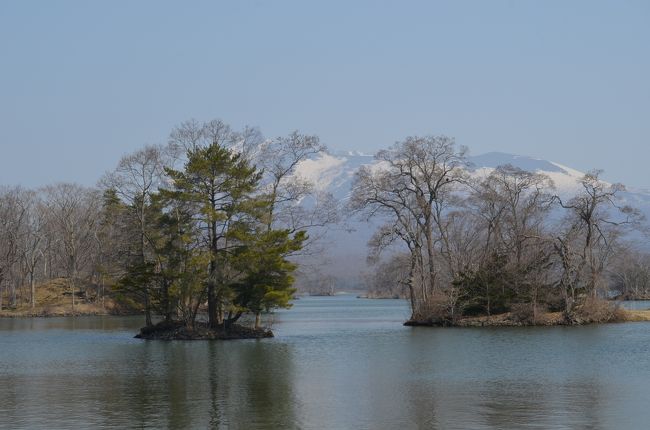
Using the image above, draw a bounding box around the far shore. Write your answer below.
[3,298,650,330]
[405,309,650,327]
[0,304,141,318]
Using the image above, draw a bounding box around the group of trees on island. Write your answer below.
[0,120,336,330]
[1,124,649,327]
[352,136,649,324]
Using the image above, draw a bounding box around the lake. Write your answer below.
[1,295,650,429]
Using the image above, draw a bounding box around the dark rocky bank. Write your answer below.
[135,320,274,340]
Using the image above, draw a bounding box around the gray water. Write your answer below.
[1,296,650,430]
[620,300,650,310]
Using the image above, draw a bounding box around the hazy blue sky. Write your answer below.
[1,0,649,188]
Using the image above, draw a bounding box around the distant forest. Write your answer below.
[1,120,649,328]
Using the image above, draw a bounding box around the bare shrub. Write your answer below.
[409,292,454,325]
[510,303,538,325]
[574,297,625,324]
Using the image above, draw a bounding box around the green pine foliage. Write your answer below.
[116,140,306,330]
[231,228,307,324]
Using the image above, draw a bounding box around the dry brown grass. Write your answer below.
[0,278,138,317]
[455,311,564,327]
[454,305,650,327]
[621,309,650,322]
[572,297,627,324]
[409,293,453,325]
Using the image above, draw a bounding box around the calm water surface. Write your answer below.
[1,296,650,429]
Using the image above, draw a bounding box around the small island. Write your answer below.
[351,137,650,328]
[112,125,315,339]
[135,320,273,341]
[0,122,327,340]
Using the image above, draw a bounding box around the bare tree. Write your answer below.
[44,184,101,314]
[255,131,339,254]
[457,165,556,317]
[350,135,468,320]
[363,253,410,299]
[554,170,643,313]
[18,190,47,308]
[256,132,324,225]
[171,121,338,238]
[168,118,262,155]
[609,247,650,300]
[0,187,28,309]
[101,145,172,326]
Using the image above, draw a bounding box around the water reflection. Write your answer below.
[1,296,650,429]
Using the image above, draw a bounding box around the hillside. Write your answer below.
[0,278,142,317]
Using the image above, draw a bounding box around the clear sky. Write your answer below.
[1,0,649,188]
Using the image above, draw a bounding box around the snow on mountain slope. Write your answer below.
[292,153,348,196]
[294,150,589,202]
[290,150,650,286]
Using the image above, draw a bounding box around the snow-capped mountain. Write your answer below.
[291,150,650,286]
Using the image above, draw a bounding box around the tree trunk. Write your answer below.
[407,253,417,316]
[225,311,243,329]
[254,312,262,329]
[140,218,153,326]
[424,223,437,295]
[19,277,27,306]
[9,280,16,308]
[30,272,35,309]
[208,213,219,328]
[144,293,152,326]
[207,281,217,328]
[71,278,75,315]
[162,280,172,322]
[101,276,105,310]
[486,283,491,317]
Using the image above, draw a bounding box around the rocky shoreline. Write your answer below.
[404,309,650,327]
[135,320,274,340]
